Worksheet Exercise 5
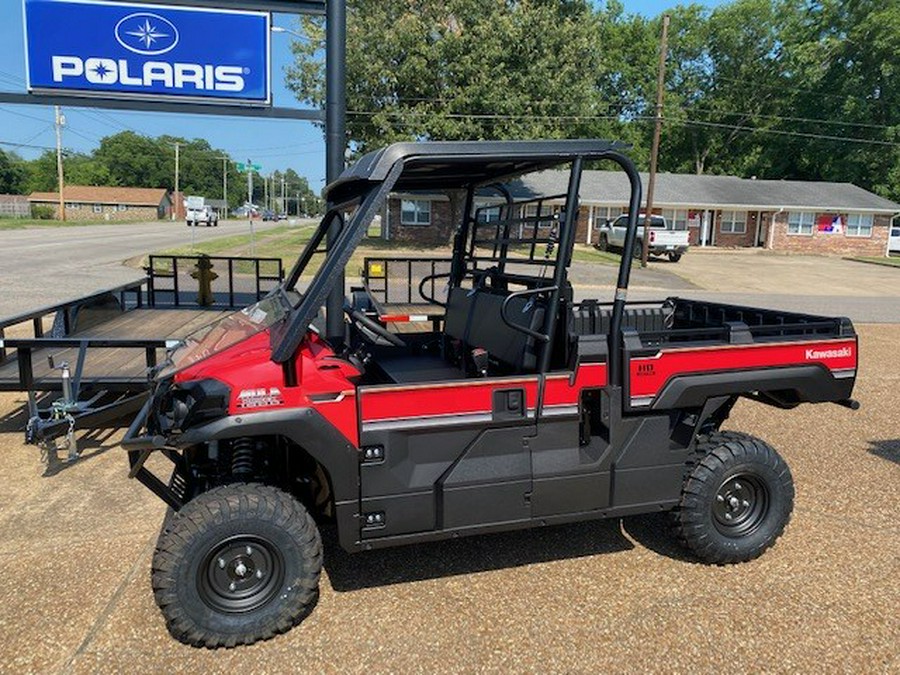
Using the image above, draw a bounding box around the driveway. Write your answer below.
[667,248,899,297]
[572,249,900,322]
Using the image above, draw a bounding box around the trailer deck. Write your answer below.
[0,307,231,392]
[0,254,283,395]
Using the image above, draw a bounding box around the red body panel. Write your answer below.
[628,338,857,401]
[173,331,362,445]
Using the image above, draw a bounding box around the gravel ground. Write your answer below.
[0,324,896,672]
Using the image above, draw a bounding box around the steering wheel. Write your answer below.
[343,305,406,348]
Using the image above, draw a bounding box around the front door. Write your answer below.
[890,224,900,254]
[357,376,539,539]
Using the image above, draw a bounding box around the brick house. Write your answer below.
[379,172,900,256]
[377,192,464,246]
[521,171,900,257]
[28,185,172,221]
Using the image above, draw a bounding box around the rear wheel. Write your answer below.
[673,431,794,564]
[152,483,322,648]
[668,252,682,263]
[632,239,643,259]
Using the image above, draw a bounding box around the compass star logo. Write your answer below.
[114,12,179,56]
[127,19,168,49]
[90,61,114,81]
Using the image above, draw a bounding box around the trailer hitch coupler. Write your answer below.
[835,398,860,410]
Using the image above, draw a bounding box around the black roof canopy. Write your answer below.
[325,139,628,203]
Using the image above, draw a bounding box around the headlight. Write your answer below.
[156,379,231,432]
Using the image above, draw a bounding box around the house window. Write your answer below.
[720,210,747,234]
[787,212,814,235]
[477,206,501,223]
[117,204,128,212]
[66,202,81,209]
[400,199,431,225]
[92,203,103,213]
[846,213,873,237]
[662,209,688,230]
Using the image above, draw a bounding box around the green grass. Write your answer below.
[0,217,145,230]
[571,245,621,265]
[848,255,900,268]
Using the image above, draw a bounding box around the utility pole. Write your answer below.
[54,106,66,222]
[173,142,180,222]
[264,173,269,210]
[221,157,228,213]
[281,175,286,214]
[247,158,253,208]
[641,13,670,268]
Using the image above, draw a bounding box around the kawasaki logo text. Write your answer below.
[805,346,852,360]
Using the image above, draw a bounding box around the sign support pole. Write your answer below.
[325,0,346,344]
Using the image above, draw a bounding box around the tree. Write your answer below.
[0,149,28,194]
[286,0,607,154]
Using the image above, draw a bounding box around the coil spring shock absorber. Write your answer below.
[231,437,254,478]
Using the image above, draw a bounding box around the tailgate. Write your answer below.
[649,230,689,246]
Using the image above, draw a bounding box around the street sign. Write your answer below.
[24,0,271,105]
[235,162,261,173]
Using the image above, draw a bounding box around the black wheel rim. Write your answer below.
[712,473,770,537]
[198,535,285,613]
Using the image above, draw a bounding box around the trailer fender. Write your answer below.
[177,408,360,503]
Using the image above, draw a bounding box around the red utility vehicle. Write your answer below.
[120,140,858,647]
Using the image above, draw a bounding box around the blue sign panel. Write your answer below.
[24,0,270,105]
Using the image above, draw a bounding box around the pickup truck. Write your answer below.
[598,213,689,262]
[186,205,218,227]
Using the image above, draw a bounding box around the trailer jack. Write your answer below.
[23,359,149,464]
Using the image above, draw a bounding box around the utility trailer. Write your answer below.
[1,255,283,457]
[19,140,859,648]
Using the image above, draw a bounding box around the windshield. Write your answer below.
[158,293,291,377]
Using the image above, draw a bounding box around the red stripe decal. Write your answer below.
[629,339,857,399]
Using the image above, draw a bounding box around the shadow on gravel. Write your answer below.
[322,518,634,592]
[0,398,123,476]
[40,427,121,477]
[867,439,900,466]
[621,513,695,564]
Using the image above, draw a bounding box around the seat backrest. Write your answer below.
[444,286,545,372]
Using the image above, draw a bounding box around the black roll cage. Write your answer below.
[269,140,643,387]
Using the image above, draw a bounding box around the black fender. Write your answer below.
[651,365,855,410]
[177,408,360,504]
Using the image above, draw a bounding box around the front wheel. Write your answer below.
[673,431,794,564]
[597,233,609,251]
[151,483,322,648]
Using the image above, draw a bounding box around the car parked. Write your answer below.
[597,213,689,262]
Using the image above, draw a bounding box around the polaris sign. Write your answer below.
[24,0,270,105]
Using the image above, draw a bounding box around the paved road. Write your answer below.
[0,219,287,316]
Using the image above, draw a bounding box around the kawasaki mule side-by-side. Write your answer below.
[30,141,862,647]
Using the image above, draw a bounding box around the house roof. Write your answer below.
[506,171,900,213]
[0,194,28,204]
[28,185,169,206]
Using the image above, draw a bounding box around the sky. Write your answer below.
[0,0,726,190]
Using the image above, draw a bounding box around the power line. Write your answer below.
[675,103,897,132]
[0,139,56,151]
[674,117,898,147]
